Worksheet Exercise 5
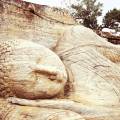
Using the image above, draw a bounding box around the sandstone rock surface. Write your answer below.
[0,0,120,120]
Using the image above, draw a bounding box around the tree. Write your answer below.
[103,8,120,30]
[71,0,103,29]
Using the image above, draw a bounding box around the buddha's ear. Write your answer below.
[32,64,67,83]
[32,64,58,75]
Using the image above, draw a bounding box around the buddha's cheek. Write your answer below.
[34,78,64,96]
[10,77,64,99]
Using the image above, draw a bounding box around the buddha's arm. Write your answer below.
[7,97,120,119]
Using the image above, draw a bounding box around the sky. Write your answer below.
[23,0,120,24]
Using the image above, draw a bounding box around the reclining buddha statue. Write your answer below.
[0,0,120,119]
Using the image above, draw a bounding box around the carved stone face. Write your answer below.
[2,40,67,99]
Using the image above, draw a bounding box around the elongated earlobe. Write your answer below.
[33,64,67,84]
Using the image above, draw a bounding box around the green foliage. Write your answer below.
[103,8,120,29]
[71,0,103,29]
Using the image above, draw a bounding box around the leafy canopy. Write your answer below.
[103,8,120,29]
[71,0,103,29]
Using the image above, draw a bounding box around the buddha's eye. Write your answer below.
[48,74,57,81]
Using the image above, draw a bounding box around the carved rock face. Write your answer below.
[0,39,67,99]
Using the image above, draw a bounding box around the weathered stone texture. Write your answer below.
[0,0,75,49]
[0,0,120,120]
